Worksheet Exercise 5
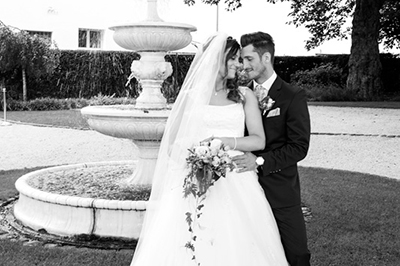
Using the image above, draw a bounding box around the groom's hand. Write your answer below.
[232,152,257,173]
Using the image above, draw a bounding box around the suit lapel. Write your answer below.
[268,76,282,100]
[246,80,254,90]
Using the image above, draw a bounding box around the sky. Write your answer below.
[138,0,351,56]
[0,0,398,56]
[122,0,399,56]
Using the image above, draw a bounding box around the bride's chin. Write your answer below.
[227,71,236,79]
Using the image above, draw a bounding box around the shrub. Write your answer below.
[26,97,64,110]
[88,93,117,106]
[290,63,357,101]
[87,93,136,106]
[291,63,345,86]
[1,96,135,111]
[300,84,357,101]
[5,99,30,111]
[71,98,90,109]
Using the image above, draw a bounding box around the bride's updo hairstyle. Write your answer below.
[225,37,243,103]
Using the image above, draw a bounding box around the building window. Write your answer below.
[27,31,52,43]
[78,29,102,48]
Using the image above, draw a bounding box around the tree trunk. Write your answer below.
[22,68,27,101]
[347,0,385,100]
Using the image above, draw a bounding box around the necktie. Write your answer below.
[254,84,267,101]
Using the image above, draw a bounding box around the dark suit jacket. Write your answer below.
[251,76,311,209]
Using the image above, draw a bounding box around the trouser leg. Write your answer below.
[272,205,311,266]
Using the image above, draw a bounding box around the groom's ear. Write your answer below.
[262,52,272,65]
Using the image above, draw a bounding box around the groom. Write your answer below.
[234,31,311,265]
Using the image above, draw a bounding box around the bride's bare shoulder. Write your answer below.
[238,86,256,100]
[238,86,251,95]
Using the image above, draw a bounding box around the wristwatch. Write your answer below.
[255,156,265,166]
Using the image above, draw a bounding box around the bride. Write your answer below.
[130,32,288,266]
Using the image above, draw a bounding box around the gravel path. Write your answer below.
[301,106,400,180]
[1,106,399,180]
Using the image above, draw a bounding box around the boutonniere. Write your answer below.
[259,96,275,115]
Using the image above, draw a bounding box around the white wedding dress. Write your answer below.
[131,103,288,266]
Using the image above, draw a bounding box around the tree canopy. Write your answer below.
[379,0,400,50]
[0,21,60,101]
[185,0,399,100]
[184,0,400,51]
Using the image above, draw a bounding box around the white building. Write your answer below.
[0,0,198,53]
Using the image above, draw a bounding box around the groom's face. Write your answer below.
[241,44,268,83]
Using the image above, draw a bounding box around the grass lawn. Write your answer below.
[1,167,400,265]
[1,103,399,265]
[301,167,400,265]
[0,241,132,266]
[2,110,90,129]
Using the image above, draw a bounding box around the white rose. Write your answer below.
[195,146,209,156]
[209,139,222,150]
[212,156,221,166]
[210,147,219,156]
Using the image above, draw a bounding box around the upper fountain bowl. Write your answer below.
[110,21,197,52]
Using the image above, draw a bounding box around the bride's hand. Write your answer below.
[200,136,215,144]
[218,137,231,147]
[211,137,232,149]
[200,136,229,145]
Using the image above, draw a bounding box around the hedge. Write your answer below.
[1,50,399,101]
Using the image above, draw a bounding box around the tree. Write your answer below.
[0,21,60,101]
[184,0,400,100]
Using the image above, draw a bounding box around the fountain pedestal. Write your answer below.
[129,52,172,109]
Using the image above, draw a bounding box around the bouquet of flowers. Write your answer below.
[182,138,235,263]
[183,138,234,198]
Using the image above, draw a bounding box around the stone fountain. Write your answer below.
[13,0,196,240]
[82,0,196,185]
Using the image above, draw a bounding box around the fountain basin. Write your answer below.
[81,105,170,140]
[14,161,146,240]
[81,105,171,184]
[110,21,197,51]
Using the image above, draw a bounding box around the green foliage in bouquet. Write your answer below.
[182,139,235,264]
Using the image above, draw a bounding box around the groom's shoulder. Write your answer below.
[279,77,303,95]
[277,77,307,102]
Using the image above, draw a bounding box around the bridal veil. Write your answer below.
[131,32,229,264]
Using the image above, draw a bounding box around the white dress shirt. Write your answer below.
[254,71,277,95]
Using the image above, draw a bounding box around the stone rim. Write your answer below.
[14,161,147,240]
[15,161,147,210]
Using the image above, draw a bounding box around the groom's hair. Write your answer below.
[240,32,275,64]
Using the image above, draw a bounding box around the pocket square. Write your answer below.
[266,107,280,118]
